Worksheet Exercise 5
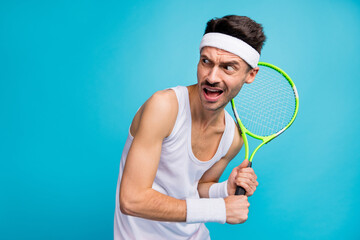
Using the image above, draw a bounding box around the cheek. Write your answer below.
[197,70,201,83]
[227,77,246,97]
[197,65,205,81]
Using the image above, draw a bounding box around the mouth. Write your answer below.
[202,86,224,102]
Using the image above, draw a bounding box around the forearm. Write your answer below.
[197,157,232,198]
[120,188,186,222]
[197,181,215,198]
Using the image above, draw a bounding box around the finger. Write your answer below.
[238,167,257,176]
[235,176,259,190]
[237,171,258,183]
[235,177,255,190]
[235,177,256,196]
[239,183,254,196]
[238,159,249,168]
[236,172,258,185]
[232,166,241,174]
[235,195,248,201]
[238,197,250,209]
[237,176,258,190]
[237,170,255,177]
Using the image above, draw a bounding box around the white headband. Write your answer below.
[199,32,260,68]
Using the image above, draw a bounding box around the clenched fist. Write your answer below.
[224,195,250,224]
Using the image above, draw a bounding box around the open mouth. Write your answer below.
[203,87,224,102]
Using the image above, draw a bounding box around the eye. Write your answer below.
[224,65,235,71]
[202,58,210,64]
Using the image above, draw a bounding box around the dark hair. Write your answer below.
[204,15,266,54]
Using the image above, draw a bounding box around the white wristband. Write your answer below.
[209,180,228,198]
[186,198,226,224]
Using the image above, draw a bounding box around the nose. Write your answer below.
[207,66,220,85]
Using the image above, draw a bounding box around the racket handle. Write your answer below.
[235,161,252,196]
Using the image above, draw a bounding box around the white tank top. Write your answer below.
[114,86,235,240]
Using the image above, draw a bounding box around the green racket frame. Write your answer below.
[231,62,299,163]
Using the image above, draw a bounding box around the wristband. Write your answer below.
[209,180,228,198]
[186,198,226,224]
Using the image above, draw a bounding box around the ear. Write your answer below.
[244,67,259,84]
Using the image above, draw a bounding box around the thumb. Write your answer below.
[238,159,250,169]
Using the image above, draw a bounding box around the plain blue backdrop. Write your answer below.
[1,0,359,239]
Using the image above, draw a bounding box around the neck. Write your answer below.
[187,84,225,130]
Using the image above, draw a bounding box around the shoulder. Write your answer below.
[149,88,178,108]
[145,89,178,121]
[130,89,178,138]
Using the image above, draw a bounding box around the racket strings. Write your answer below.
[234,66,296,137]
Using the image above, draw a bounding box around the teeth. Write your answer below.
[205,88,221,92]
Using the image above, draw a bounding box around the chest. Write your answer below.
[191,126,224,162]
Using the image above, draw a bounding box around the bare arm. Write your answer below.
[197,122,258,224]
[198,119,258,197]
[119,90,187,222]
[197,123,243,198]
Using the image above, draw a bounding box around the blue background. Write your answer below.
[1,0,359,239]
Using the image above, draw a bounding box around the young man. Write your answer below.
[114,15,266,239]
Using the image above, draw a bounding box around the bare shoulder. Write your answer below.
[223,119,244,162]
[130,89,178,138]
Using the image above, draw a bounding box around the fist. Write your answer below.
[224,195,250,224]
[228,159,258,196]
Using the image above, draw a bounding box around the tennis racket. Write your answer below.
[231,62,299,195]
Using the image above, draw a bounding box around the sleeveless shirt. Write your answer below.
[114,86,235,240]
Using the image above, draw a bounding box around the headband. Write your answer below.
[199,32,260,68]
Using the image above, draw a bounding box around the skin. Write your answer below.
[120,46,259,224]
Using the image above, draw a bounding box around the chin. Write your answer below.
[201,98,228,112]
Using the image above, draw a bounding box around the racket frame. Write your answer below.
[230,62,299,163]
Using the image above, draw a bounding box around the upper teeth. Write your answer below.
[206,88,220,92]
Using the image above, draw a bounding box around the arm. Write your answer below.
[198,120,258,197]
[197,121,244,197]
[197,121,258,224]
[119,90,187,222]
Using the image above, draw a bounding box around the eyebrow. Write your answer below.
[221,61,240,66]
[200,54,240,66]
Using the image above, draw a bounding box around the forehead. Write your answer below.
[200,46,245,64]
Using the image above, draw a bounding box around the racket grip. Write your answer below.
[235,161,252,196]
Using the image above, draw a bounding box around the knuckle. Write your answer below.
[236,179,244,185]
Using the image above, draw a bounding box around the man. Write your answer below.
[114,15,266,239]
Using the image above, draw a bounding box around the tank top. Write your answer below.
[114,86,235,240]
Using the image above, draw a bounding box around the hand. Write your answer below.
[227,159,258,196]
[224,195,250,224]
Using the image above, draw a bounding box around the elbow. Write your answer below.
[119,198,129,215]
[119,188,140,216]
[119,192,132,215]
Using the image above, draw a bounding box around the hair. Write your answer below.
[204,15,266,54]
